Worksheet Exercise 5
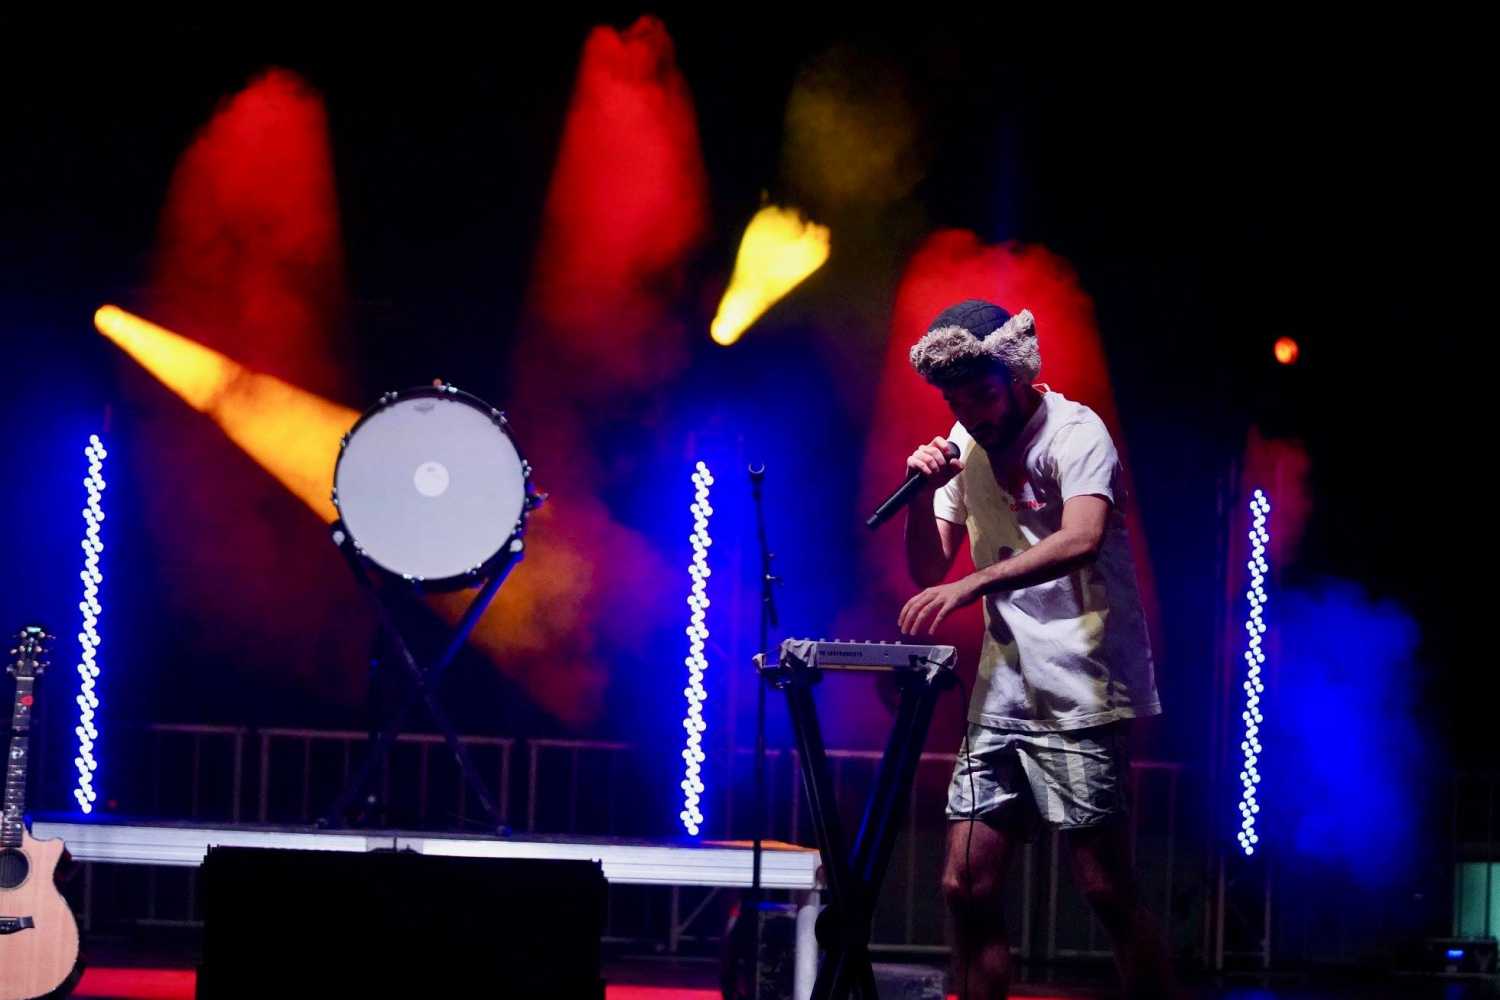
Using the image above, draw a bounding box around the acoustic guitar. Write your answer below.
[0,627,81,1000]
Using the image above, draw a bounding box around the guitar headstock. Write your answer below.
[7,626,51,679]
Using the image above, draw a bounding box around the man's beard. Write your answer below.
[969,407,1027,454]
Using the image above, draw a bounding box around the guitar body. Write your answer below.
[0,830,79,1000]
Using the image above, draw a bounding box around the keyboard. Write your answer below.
[777,639,957,674]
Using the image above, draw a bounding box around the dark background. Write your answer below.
[0,15,1483,884]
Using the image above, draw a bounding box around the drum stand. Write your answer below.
[319,521,521,833]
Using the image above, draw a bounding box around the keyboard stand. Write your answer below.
[758,643,957,1000]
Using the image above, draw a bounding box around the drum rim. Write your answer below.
[331,384,535,591]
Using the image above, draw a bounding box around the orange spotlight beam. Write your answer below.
[95,306,609,724]
[94,305,357,521]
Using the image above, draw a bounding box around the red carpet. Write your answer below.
[74,968,197,999]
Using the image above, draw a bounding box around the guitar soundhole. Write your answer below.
[0,849,28,889]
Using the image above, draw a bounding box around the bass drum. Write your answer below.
[332,385,533,589]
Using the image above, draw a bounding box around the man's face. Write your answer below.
[941,372,1028,452]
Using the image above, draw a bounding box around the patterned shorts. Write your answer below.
[946,722,1131,834]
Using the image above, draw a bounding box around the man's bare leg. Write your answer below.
[943,818,1023,999]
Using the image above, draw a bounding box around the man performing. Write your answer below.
[896,300,1179,999]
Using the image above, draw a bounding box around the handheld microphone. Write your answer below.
[866,440,960,530]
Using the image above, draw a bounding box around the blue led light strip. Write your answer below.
[75,434,107,814]
[1237,489,1270,855]
[679,461,714,836]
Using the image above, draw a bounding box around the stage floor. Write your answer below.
[65,959,1500,1000]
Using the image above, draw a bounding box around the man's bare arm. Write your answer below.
[899,495,1109,635]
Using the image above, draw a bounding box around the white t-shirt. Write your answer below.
[933,389,1162,731]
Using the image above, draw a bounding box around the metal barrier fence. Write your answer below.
[78,724,1188,959]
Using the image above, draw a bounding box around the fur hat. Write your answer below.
[908,299,1039,386]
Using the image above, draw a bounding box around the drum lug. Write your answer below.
[379,391,398,405]
[525,491,548,511]
[508,538,525,554]
[330,489,340,508]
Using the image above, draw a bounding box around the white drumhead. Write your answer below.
[335,395,526,582]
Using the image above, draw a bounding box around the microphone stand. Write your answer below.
[747,464,778,988]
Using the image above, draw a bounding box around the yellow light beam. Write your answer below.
[94,304,609,720]
[710,205,830,346]
[94,305,358,522]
